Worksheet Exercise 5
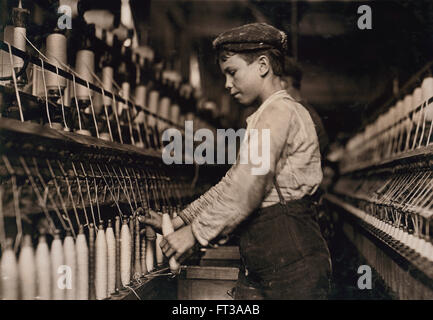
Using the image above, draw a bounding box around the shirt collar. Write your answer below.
[246,90,288,124]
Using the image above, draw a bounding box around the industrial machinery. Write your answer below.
[326,63,433,299]
[0,0,223,300]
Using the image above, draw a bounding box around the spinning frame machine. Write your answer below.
[0,0,219,300]
[326,62,433,299]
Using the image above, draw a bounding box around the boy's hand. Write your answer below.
[137,208,163,233]
[160,225,196,261]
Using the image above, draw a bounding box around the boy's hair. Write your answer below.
[282,56,302,90]
[217,48,284,76]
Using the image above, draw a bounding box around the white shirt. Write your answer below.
[179,90,322,246]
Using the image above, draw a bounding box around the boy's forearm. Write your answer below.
[176,172,232,224]
[172,216,185,230]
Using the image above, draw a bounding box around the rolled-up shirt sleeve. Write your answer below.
[180,100,299,246]
[177,171,232,225]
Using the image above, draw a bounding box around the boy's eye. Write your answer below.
[228,70,236,76]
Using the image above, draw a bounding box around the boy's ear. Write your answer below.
[257,55,270,77]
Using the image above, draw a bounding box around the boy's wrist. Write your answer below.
[191,222,209,247]
[172,216,185,230]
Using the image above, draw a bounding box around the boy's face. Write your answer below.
[219,54,261,105]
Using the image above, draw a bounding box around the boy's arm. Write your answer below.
[172,216,186,230]
[177,173,232,225]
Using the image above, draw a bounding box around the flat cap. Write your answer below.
[212,22,287,53]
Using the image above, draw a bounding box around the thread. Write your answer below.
[63,232,76,300]
[112,94,124,144]
[412,87,423,149]
[129,216,135,279]
[105,220,116,295]
[161,213,180,274]
[114,216,122,292]
[422,77,433,122]
[85,80,100,138]
[148,90,159,127]
[105,31,114,47]
[159,97,170,130]
[408,87,417,119]
[124,94,136,145]
[120,219,131,287]
[124,168,139,210]
[35,234,51,300]
[7,42,24,121]
[140,235,147,276]
[50,231,64,300]
[31,63,39,96]
[0,187,5,252]
[403,94,414,150]
[134,125,145,148]
[88,223,96,300]
[64,80,72,109]
[13,27,26,69]
[1,239,18,299]
[75,50,95,100]
[95,26,103,41]
[119,82,131,115]
[155,233,164,267]
[93,86,103,116]
[171,104,181,126]
[46,33,67,90]
[76,225,89,300]
[18,235,36,300]
[95,224,108,300]
[145,226,156,273]
[134,111,146,125]
[100,84,114,141]
[0,26,14,81]
[135,85,147,108]
[134,218,142,279]
[102,67,114,108]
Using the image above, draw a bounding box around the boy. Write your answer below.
[142,22,332,299]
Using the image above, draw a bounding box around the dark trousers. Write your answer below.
[234,200,332,300]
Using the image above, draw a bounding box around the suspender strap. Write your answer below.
[273,176,287,206]
[273,176,317,208]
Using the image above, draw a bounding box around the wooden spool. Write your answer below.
[114,216,123,293]
[120,218,131,287]
[18,235,36,300]
[106,219,116,295]
[35,234,51,300]
[63,231,77,300]
[95,223,108,300]
[76,225,89,300]
[1,238,18,299]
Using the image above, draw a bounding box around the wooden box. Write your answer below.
[199,246,240,267]
[177,266,239,300]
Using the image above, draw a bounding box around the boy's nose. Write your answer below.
[225,77,233,90]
